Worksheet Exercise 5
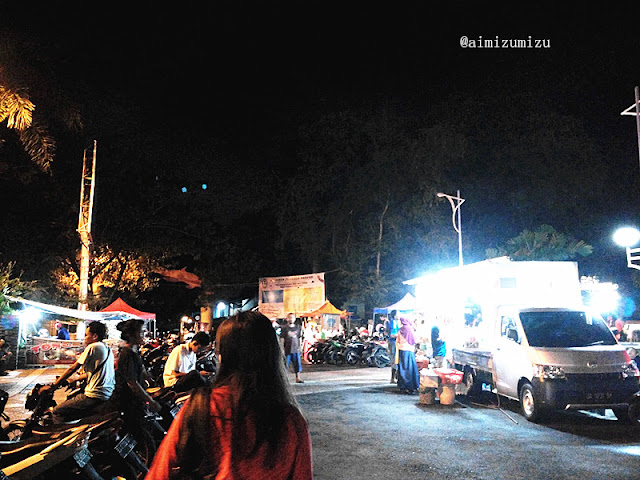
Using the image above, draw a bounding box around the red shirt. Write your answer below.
[145,385,313,479]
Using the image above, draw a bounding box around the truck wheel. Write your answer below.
[613,399,640,426]
[630,399,640,427]
[462,368,481,397]
[519,382,545,423]
[612,407,632,423]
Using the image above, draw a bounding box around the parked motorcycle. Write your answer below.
[344,337,368,365]
[2,383,150,478]
[324,337,347,365]
[196,344,218,376]
[306,340,330,364]
[363,339,392,368]
[0,424,103,480]
[142,341,173,388]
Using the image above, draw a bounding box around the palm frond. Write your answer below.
[18,123,55,172]
[0,86,35,130]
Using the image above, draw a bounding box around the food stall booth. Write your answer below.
[303,300,346,336]
[372,293,416,335]
[7,296,155,367]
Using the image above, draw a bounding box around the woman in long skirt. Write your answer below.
[396,316,419,393]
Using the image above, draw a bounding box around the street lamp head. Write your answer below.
[613,227,640,248]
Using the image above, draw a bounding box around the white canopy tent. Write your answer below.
[6,296,141,322]
[6,296,151,367]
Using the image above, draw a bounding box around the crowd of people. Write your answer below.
[35,313,313,479]
[22,307,640,478]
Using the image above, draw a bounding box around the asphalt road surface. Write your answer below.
[1,365,639,479]
[293,365,640,480]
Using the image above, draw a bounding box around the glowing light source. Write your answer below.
[585,287,620,315]
[613,227,640,271]
[181,187,187,193]
[18,307,41,324]
[613,227,640,247]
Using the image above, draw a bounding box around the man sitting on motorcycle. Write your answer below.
[162,331,211,393]
[39,321,115,423]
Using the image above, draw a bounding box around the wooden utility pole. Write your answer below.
[77,141,97,311]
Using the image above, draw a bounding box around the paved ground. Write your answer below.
[0,362,384,426]
[293,367,640,480]
[3,364,639,479]
[0,367,69,425]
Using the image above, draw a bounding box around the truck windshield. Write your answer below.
[519,311,617,348]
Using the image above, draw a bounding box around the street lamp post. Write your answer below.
[619,86,640,172]
[613,227,640,270]
[437,190,465,267]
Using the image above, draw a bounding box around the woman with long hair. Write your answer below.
[110,319,161,418]
[146,311,313,479]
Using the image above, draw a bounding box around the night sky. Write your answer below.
[2,3,640,311]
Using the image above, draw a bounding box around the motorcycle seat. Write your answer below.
[30,410,120,436]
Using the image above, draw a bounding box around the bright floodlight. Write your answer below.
[19,307,41,324]
[613,227,640,247]
[587,288,621,314]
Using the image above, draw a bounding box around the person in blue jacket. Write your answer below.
[431,326,447,368]
[384,310,400,383]
[56,322,71,340]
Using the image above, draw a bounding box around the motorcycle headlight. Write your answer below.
[533,364,566,380]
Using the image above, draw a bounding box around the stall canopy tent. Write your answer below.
[8,296,157,335]
[6,296,145,322]
[304,300,346,317]
[99,298,156,320]
[373,293,416,315]
[304,300,346,331]
[100,298,156,336]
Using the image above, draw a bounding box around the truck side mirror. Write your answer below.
[507,327,519,343]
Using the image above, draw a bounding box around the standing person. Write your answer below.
[282,313,304,383]
[431,326,447,368]
[0,338,12,375]
[396,316,419,394]
[108,319,161,419]
[55,322,71,340]
[39,321,115,423]
[146,311,313,480]
[384,310,400,383]
[163,331,211,393]
[614,318,627,342]
[627,347,640,372]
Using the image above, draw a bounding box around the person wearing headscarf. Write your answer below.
[396,316,419,393]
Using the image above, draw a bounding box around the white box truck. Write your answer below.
[406,257,640,422]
